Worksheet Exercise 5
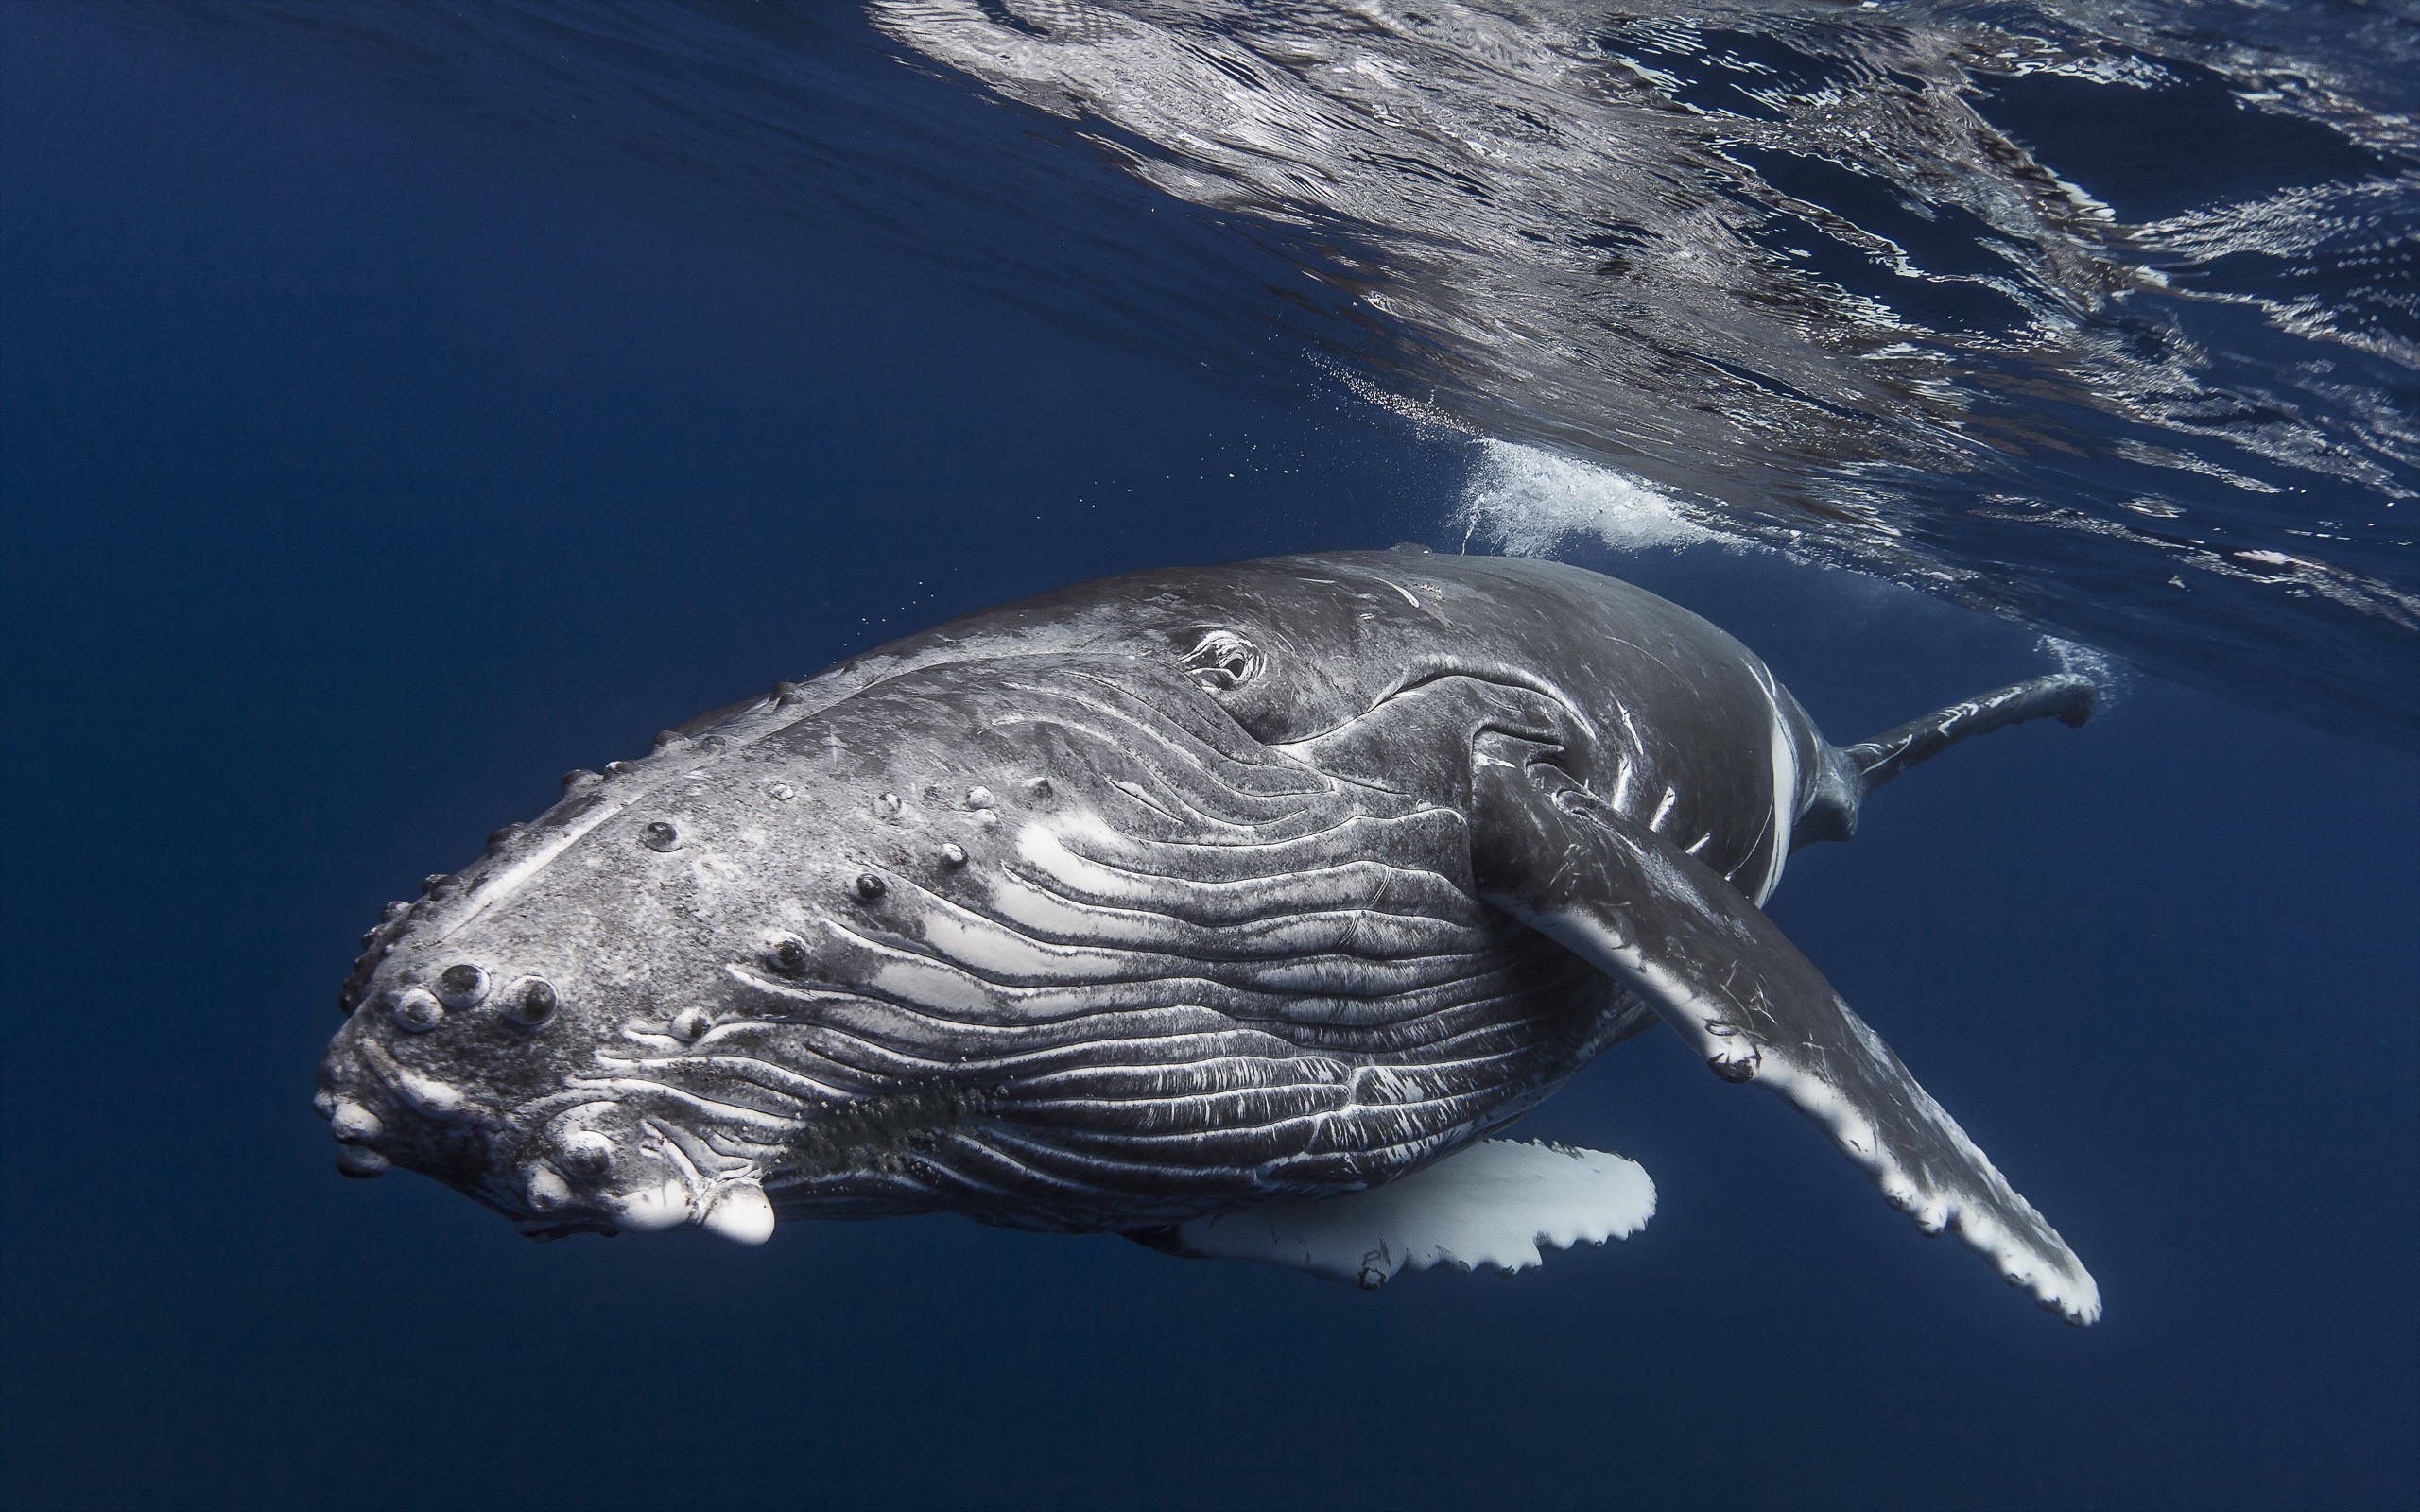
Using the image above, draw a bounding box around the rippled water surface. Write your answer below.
[125,0,2420,739]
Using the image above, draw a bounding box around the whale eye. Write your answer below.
[1184,629,1262,692]
[766,936,810,974]
[506,978,558,1026]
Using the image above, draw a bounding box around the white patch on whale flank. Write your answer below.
[1167,1138,1655,1286]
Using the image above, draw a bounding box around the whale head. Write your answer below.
[314,764,819,1245]
[311,694,1023,1246]
[306,651,1434,1245]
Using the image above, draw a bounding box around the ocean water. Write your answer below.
[0,4,2412,1510]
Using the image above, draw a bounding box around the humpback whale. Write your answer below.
[316,548,2101,1322]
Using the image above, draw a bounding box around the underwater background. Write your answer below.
[2,4,2413,1508]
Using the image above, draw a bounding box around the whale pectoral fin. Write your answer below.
[1469,764,2100,1324]
[1129,1139,1655,1288]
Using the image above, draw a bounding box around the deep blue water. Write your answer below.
[2,6,2414,1510]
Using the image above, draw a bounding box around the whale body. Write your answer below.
[317,548,2100,1321]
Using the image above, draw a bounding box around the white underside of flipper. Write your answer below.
[1166,1140,1655,1288]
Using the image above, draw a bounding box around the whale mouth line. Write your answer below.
[354,1038,490,1125]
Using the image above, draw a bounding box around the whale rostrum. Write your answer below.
[316,548,2101,1323]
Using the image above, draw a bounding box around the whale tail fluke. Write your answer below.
[1793,673,2097,847]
